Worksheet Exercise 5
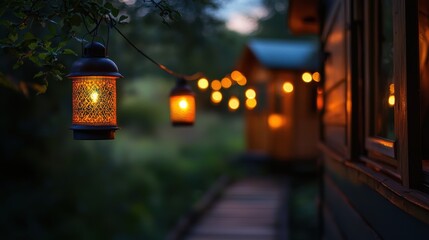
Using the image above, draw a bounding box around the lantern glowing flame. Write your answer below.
[68,42,122,140]
[170,78,196,126]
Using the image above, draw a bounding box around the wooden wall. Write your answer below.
[320,0,429,239]
[244,54,319,161]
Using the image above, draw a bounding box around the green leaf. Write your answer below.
[33,71,45,79]
[24,32,35,40]
[63,48,77,56]
[119,15,129,23]
[105,2,119,17]
[28,42,37,50]
[8,33,18,42]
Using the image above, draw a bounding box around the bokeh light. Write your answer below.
[302,72,312,83]
[246,98,257,110]
[282,82,293,93]
[211,91,222,104]
[237,76,247,86]
[221,77,232,88]
[231,70,243,81]
[197,78,209,90]
[312,72,320,82]
[211,80,222,90]
[228,96,240,111]
[245,88,256,99]
[268,113,285,129]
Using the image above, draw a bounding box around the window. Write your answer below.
[364,0,396,165]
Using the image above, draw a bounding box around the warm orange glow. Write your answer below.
[312,72,320,82]
[221,77,232,88]
[389,83,395,94]
[302,72,312,83]
[231,70,243,81]
[237,76,247,86]
[72,76,117,126]
[388,95,395,107]
[197,78,209,90]
[211,91,222,104]
[268,113,285,129]
[245,88,256,99]
[228,96,240,111]
[246,98,257,109]
[170,95,195,124]
[282,82,294,93]
[211,80,222,90]
[317,87,324,111]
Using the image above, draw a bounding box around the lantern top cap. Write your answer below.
[170,78,194,96]
[83,42,107,58]
[67,41,123,78]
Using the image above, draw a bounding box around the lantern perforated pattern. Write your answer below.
[72,76,117,126]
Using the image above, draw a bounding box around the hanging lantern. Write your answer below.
[170,78,196,126]
[67,42,123,140]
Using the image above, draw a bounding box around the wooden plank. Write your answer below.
[184,178,285,240]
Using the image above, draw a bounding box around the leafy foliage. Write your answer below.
[0,0,180,95]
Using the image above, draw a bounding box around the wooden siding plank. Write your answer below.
[324,175,382,240]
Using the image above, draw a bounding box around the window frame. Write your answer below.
[360,0,421,187]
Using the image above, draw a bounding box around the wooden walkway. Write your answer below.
[184,178,287,240]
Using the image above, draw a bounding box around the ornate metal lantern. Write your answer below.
[67,42,123,140]
[170,78,195,126]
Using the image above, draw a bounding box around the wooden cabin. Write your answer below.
[237,39,320,161]
[287,0,429,238]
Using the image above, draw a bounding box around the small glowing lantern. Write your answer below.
[68,42,123,140]
[170,78,196,126]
